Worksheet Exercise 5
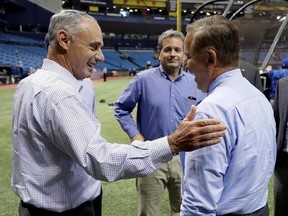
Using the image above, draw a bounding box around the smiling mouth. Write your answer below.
[168,60,178,63]
[87,62,95,69]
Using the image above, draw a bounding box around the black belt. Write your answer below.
[19,189,102,216]
[222,203,269,216]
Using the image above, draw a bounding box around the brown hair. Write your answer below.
[186,15,240,67]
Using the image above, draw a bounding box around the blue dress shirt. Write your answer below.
[181,69,276,215]
[114,66,205,140]
[11,59,173,212]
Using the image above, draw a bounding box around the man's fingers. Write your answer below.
[186,127,226,151]
[196,137,223,149]
[168,117,227,153]
[193,121,227,132]
[197,130,226,141]
[184,105,196,121]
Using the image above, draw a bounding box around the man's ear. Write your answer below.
[155,51,160,60]
[206,49,217,66]
[56,30,70,51]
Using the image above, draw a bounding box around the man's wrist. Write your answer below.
[168,135,179,156]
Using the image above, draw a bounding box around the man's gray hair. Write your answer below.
[47,9,95,46]
[157,29,185,51]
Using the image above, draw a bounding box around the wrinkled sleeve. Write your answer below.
[114,76,141,138]
[47,95,173,182]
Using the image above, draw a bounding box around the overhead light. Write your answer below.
[120,10,129,17]
[278,16,286,22]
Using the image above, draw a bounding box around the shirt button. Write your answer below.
[171,120,174,122]
[171,107,174,110]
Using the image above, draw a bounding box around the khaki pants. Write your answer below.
[137,155,181,216]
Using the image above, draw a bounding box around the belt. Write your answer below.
[221,203,269,216]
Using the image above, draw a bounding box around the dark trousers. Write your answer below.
[274,151,288,216]
[19,190,102,216]
[222,203,269,216]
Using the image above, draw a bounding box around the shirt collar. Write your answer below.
[158,65,185,81]
[208,68,242,94]
[41,59,83,93]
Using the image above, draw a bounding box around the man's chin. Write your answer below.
[168,62,179,66]
[76,72,91,80]
[86,68,93,76]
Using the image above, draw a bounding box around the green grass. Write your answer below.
[0,88,19,216]
[0,76,274,216]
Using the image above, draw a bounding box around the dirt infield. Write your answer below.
[0,83,17,90]
[0,76,123,90]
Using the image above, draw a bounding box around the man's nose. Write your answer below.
[96,50,105,62]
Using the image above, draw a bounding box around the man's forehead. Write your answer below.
[79,18,100,32]
[77,19,103,40]
[163,37,183,43]
[162,38,183,48]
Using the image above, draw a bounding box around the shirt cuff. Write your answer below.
[148,136,173,166]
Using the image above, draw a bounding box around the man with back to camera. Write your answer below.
[239,59,263,92]
[273,75,288,216]
[11,9,226,216]
[181,15,276,216]
[114,29,206,216]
